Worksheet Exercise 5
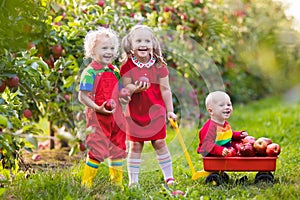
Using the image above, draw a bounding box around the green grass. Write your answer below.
[2,95,300,199]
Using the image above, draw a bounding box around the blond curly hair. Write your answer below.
[84,27,119,59]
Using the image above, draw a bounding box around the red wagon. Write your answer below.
[202,156,278,185]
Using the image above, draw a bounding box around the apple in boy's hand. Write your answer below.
[119,88,130,100]
[243,136,256,145]
[266,143,281,157]
[253,137,268,156]
[231,141,243,156]
[104,99,116,111]
[226,147,237,157]
[240,143,255,157]
[138,76,149,83]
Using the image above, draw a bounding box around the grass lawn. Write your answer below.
[1,95,300,199]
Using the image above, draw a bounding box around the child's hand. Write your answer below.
[240,131,248,138]
[119,96,131,105]
[134,80,150,92]
[222,148,229,156]
[95,101,116,114]
[167,112,177,121]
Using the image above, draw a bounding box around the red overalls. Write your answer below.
[85,61,126,162]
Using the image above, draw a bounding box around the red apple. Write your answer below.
[119,88,130,100]
[240,142,255,157]
[266,143,281,157]
[23,109,32,119]
[6,76,19,88]
[261,137,272,145]
[226,147,237,157]
[138,76,149,83]
[243,136,256,145]
[79,142,86,151]
[231,141,243,156]
[253,137,268,156]
[97,0,105,7]
[0,80,6,92]
[64,94,70,101]
[52,44,63,58]
[172,190,185,196]
[32,154,42,161]
[104,99,116,111]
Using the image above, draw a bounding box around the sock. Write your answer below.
[108,159,123,186]
[81,157,100,188]
[127,158,141,185]
[157,152,174,183]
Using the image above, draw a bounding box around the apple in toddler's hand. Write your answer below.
[253,137,268,156]
[242,136,256,145]
[240,143,256,157]
[104,99,116,111]
[119,88,131,100]
[231,141,243,156]
[266,143,281,157]
[226,147,237,157]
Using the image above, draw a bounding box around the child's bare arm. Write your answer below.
[159,76,177,120]
[78,90,114,114]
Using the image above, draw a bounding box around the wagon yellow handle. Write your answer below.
[169,118,196,175]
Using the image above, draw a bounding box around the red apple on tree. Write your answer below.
[253,137,268,156]
[23,109,32,119]
[266,143,281,157]
[6,76,19,88]
[240,143,255,157]
[97,0,105,7]
[0,80,6,92]
[104,99,116,111]
[243,136,256,145]
[52,44,63,58]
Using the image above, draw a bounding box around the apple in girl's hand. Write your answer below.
[119,88,131,100]
[253,137,268,156]
[104,99,116,111]
[243,136,256,145]
[266,143,281,157]
[240,143,256,157]
[138,76,149,83]
[226,147,237,157]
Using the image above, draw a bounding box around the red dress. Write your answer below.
[120,58,169,142]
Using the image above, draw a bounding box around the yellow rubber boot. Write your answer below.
[82,159,100,188]
[108,159,123,187]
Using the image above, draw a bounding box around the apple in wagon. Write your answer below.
[253,137,269,156]
[266,143,281,157]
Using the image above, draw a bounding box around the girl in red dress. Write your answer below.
[120,25,177,187]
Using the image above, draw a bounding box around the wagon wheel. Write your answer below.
[254,172,274,184]
[220,172,229,183]
[205,173,222,186]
